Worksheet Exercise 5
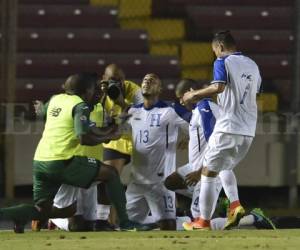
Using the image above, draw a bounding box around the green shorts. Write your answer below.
[33,156,100,205]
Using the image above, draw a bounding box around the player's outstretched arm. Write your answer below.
[183,83,225,105]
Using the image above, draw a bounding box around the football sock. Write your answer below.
[239,214,255,227]
[0,204,42,222]
[210,217,227,230]
[199,175,219,220]
[105,173,128,224]
[97,204,111,220]
[219,170,240,206]
[50,218,69,231]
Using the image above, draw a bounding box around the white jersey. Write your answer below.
[127,101,189,184]
[189,99,221,171]
[211,52,261,137]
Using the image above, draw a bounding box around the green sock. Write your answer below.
[105,174,128,224]
[0,204,42,222]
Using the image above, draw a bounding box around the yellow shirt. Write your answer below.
[34,94,84,161]
[103,80,141,155]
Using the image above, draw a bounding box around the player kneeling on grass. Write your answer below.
[123,73,189,230]
[32,79,114,232]
[0,73,146,233]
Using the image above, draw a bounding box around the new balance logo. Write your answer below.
[50,107,62,117]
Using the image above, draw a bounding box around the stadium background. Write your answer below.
[0,0,299,210]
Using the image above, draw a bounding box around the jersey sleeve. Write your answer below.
[73,102,92,137]
[211,58,227,84]
[172,109,189,134]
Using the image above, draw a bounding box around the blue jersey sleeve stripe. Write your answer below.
[213,58,228,84]
[197,100,216,142]
[172,102,192,123]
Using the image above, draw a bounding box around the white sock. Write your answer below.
[238,215,255,227]
[210,217,227,230]
[219,170,239,203]
[96,204,111,220]
[50,218,69,231]
[199,176,219,220]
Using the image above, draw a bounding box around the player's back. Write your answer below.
[34,93,84,161]
[216,53,261,137]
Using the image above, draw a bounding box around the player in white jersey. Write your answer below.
[125,73,189,230]
[182,31,262,230]
[165,80,221,219]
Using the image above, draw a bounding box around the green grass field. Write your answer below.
[0,230,300,250]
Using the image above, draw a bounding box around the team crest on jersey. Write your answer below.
[50,107,62,117]
[241,73,253,82]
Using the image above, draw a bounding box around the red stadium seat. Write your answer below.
[249,54,292,79]
[153,0,293,17]
[19,0,89,4]
[17,29,149,53]
[14,53,180,79]
[18,5,118,28]
[15,78,179,102]
[187,6,293,31]
[231,30,294,54]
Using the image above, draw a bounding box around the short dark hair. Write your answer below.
[212,30,236,48]
[175,78,198,97]
[64,72,98,95]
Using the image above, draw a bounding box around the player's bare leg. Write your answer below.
[95,158,127,230]
[164,172,187,191]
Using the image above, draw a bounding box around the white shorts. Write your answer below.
[203,132,253,172]
[53,184,98,220]
[126,182,176,222]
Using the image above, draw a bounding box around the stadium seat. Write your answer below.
[120,18,185,42]
[17,29,149,53]
[90,0,119,6]
[118,0,152,18]
[187,6,293,32]
[18,5,118,28]
[181,42,213,66]
[257,93,278,112]
[182,66,212,80]
[153,0,293,17]
[14,53,181,79]
[19,0,89,4]
[250,54,292,79]
[150,43,179,56]
[231,30,294,54]
[15,78,181,102]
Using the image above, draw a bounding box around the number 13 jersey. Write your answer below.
[127,101,189,184]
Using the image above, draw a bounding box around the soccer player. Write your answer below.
[182,31,262,229]
[0,73,142,233]
[164,79,223,221]
[97,64,143,229]
[124,73,189,230]
[32,79,109,232]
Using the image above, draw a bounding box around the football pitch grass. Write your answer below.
[0,230,300,250]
